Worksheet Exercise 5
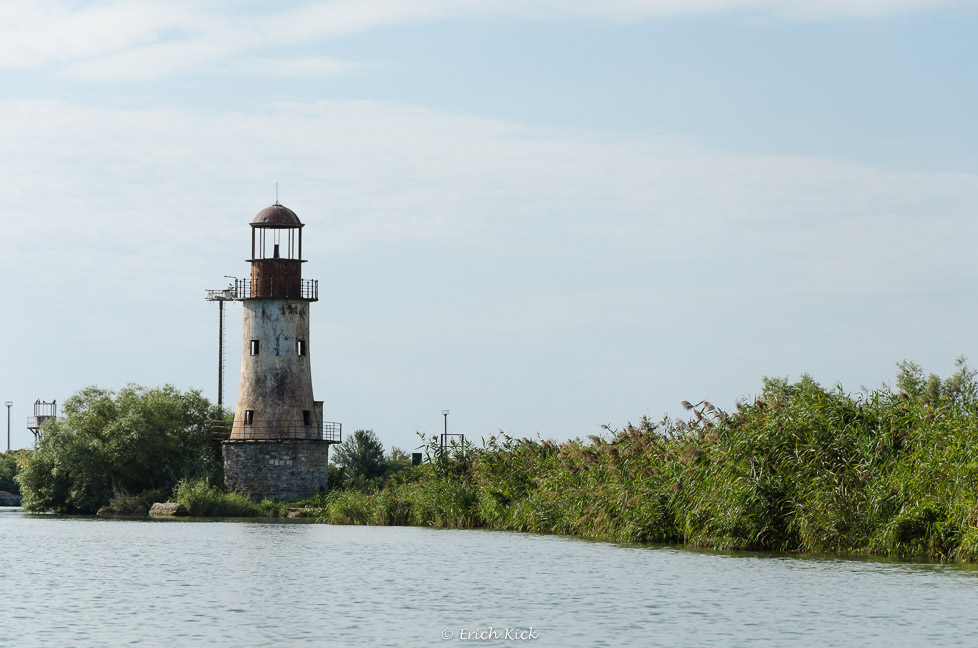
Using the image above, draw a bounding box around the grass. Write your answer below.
[313,362,978,562]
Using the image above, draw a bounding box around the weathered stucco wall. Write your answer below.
[223,440,329,501]
[232,299,321,440]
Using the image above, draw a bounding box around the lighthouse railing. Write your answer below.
[233,278,318,301]
[229,420,343,443]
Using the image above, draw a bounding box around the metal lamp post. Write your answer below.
[442,409,449,449]
[5,401,11,453]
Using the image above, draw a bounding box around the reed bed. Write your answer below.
[316,364,978,561]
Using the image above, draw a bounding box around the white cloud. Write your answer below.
[1,97,975,290]
[0,0,967,79]
[0,0,201,69]
[235,57,367,79]
[513,0,968,20]
[63,39,236,80]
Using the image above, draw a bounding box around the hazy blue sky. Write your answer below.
[2,0,977,452]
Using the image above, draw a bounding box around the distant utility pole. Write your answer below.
[5,401,11,453]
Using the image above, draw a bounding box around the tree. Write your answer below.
[0,452,19,493]
[16,384,221,514]
[331,429,387,486]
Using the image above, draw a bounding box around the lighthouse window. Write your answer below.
[244,410,254,425]
[250,340,260,355]
[297,340,306,356]
[303,410,311,426]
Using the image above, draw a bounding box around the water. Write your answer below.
[3,507,978,647]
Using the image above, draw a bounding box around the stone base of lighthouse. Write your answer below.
[222,439,330,501]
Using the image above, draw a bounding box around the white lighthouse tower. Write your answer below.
[221,203,342,500]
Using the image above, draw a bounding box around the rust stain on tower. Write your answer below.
[219,202,342,500]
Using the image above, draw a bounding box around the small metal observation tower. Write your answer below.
[27,400,56,445]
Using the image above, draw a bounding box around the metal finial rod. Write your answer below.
[275,182,279,205]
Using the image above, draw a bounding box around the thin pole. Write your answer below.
[442,410,449,449]
[218,300,224,411]
[5,402,11,453]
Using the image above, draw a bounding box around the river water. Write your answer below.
[2,506,977,647]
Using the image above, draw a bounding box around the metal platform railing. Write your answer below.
[229,420,342,443]
[205,287,237,301]
[234,278,318,301]
[27,416,54,430]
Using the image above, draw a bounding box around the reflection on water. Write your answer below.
[3,507,977,647]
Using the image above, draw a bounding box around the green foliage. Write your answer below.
[16,384,221,514]
[314,358,978,561]
[0,452,20,493]
[326,462,345,489]
[384,446,414,479]
[896,355,978,409]
[331,429,388,488]
[172,478,262,517]
[139,488,169,508]
[319,489,375,525]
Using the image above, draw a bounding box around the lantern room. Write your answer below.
[241,203,317,301]
[250,202,304,260]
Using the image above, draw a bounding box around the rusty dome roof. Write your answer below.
[251,203,303,228]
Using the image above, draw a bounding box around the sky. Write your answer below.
[1,0,977,453]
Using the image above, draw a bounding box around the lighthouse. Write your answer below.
[220,203,342,500]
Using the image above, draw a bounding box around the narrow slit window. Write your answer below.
[250,340,260,355]
[297,340,306,356]
[303,410,311,426]
[244,410,254,425]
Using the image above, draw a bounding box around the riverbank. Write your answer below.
[15,364,978,562]
[313,370,978,562]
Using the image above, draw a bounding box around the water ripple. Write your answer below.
[3,510,978,646]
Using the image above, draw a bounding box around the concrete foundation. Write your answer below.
[223,439,329,501]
